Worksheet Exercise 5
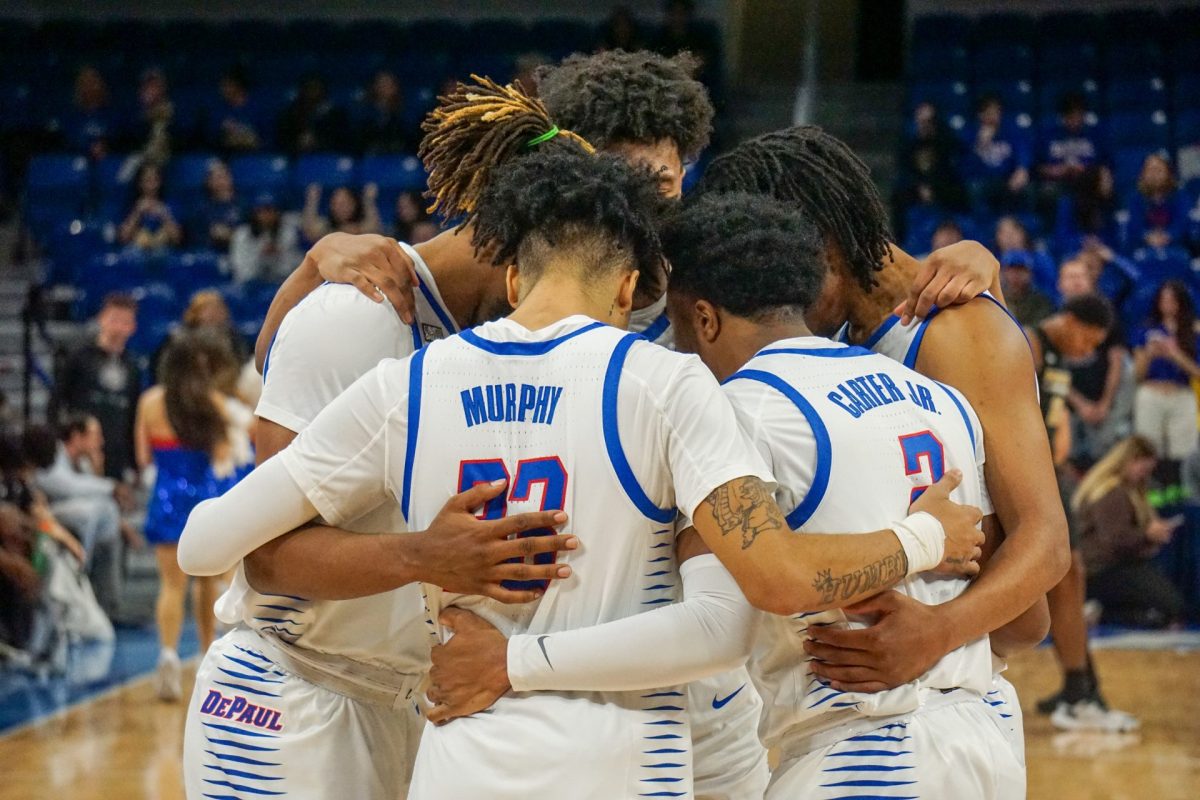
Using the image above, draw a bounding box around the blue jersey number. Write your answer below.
[899,430,945,504]
[456,457,569,592]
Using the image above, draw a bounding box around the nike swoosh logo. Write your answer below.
[537,635,553,670]
[712,683,746,709]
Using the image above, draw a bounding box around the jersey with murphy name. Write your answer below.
[215,240,457,678]
[278,315,772,798]
[722,336,994,750]
[628,291,673,348]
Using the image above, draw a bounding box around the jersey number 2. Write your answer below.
[457,457,568,592]
[898,431,945,504]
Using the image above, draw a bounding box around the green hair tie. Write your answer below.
[526,126,560,147]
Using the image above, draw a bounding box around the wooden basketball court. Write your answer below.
[1,648,1197,799]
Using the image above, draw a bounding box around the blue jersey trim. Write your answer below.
[459,321,605,356]
[602,333,676,524]
[726,368,831,529]
[757,345,876,359]
[638,312,671,343]
[903,307,941,369]
[936,381,977,458]
[260,330,280,380]
[408,320,422,352]
[864,315,901,349]
[417,278,459,334]
[401,347,427,523]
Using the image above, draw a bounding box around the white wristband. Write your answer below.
[892,511,945,575]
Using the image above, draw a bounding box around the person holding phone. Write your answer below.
[1074,435,1186,629]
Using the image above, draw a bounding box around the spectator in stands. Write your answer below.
[131,67,176,165]
[0,502,41,653]
[961,93,1032,217]
[155,290,249,381]
[1125,154,1189,252]
[895,102,965,216]
[356,70,410,154]
[277,74,349,155]
[653,0,720,87]
[117,163,182,252]
[53,293,141,481]
[1001,250,1055,328]
[1054,164,1119,257]
[189,158,242,253]
[599,6,644,52]
[995,215,1055,296]
[206,67,266,154]
[230,191,303,284]
[1038,93,1105,206]
[302,183,380,244]
[513,53,550,97]
[393,190,437,244]
[928,218,963,253]
[1074,435,1184,628]
[63,65,119,161]
[1132,280,1200,497]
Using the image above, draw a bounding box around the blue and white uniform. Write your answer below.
[183,243,457,800]
[722,336,1022,799]
[630,291,675,349]
[276,315,773,799]
[836,292,1028,767]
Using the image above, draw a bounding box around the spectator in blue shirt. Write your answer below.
[188,159,242,253]
[62,65,120,161]
[1125,154,1189,252]
[995,215,1056,298]
[206,68,266,154]
[1038,93,1105,197]
[1054,165,1121,257]
[961,93,1033,217]
[355,70,410,155]
[117,163,181,252]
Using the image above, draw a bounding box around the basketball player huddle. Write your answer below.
[175,50,1068,800]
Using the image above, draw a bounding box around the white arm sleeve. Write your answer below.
[177,457,316,576]
[506,555,757,692]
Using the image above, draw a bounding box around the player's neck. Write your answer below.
[508,276,624,332]
[845,250,918,342]
[416,231,491,329]
[717,314,813,382]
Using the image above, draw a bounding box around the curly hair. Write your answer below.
[662,192,825,318]
[472,149,665,282]
[535,50,714,161]
[420,75,594,227]
[695,126,892,292]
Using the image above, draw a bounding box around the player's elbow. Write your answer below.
[177,499,230,576]
[742,573,820,617]
[1044,517,1072,586]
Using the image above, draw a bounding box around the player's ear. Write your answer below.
[616,269,639,314]
[505,264,520,307]
[694,299,721,343]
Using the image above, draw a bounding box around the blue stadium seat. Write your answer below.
[975,79,1035,116]
[229,154,290,195]
[292,154,357,193]
[1105,43,1165,79]
[911,15,973,47]
[908,44,969,82]
[1037,11,1101,45]
[92,155,141,223]
[1038,78,1101,117]
[167,154,220,201]
[0,84,32,132]
[973,43,1034,81]
[25,155,90,237]
[1038,42,1099,80]
[1102,9,1165,44]
[42,220,111,286]
[1176,110,1200,146]
[1109,111,1171,149]
[975,12,1034,44]
[167,251,226,294]
[906,81,971,120]
[1106,78,1168,113]
[358,154,424,192]
[1174,76,1200,114]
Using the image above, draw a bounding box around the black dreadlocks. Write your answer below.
[694,126,893,292]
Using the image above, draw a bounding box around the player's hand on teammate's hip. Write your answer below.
[417,478,578,604]
[908,469,984,578]
[426,608,510,725]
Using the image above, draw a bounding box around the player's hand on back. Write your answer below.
[908,470,983,578]
[308,232,421,323]
[897,240,1000,325]
[413,479,578,604]
[426,607,510,725]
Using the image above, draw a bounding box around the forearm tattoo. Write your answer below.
[705,478,788,550]
[811,548,908,605]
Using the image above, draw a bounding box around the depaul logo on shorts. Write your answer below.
[199,689,284,731]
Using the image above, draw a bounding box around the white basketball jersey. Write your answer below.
[629,291,674,348]
[721,336,994,751]
[217,241,457,678]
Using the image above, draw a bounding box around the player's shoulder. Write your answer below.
[622,335,713,392]
[284,282,407,334]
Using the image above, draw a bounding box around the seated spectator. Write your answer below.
[62,65,120,161]
[130,67,177,165]
[1132,279,1200,496]
[355,70,410,154]
[995,215,1056,297]
[277,74,349,155]
[230,191,304,284]
[514,53,550,97]
[117,162,182,252]
[205,67,266,154]
[154,290,249,384]
[1074,435,1185,628]
[1037,93,1105,205]
[894,102,966,218]
[961,93,1032,217]
[0,502,41,653]
[929,218,963,254]
[1124,154,1189,252]
[393,190,438,244]
[1054,164,1120,257]
[599,6,643,52]
[1074,238,1140,311]
[302,183,381,243]
[53,293,142,481]
[1058,260,1134,467]
[1001,250,1055,328]
[188,158,242,253]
